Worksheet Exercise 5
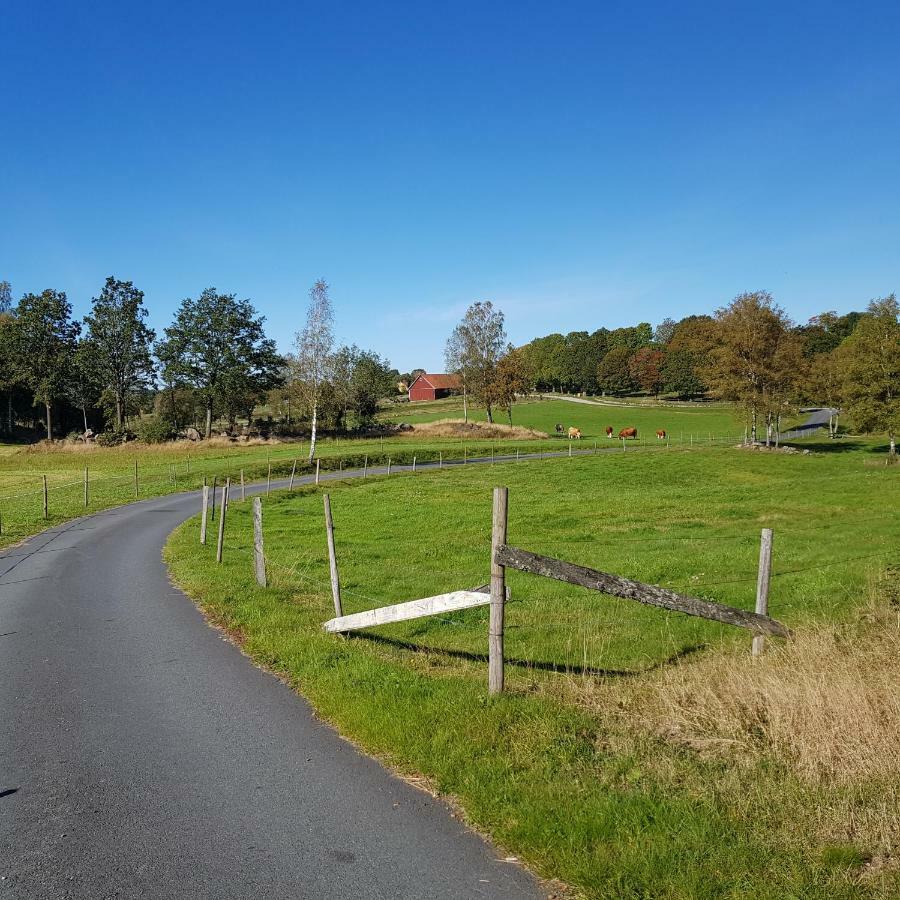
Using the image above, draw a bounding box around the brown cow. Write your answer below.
[605,426,614,437]
[568,427,582,439]
[618,427,637,439]
[656,429,666,440]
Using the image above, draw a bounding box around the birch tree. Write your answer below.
[294,279,334,462]
[445,301,506,423]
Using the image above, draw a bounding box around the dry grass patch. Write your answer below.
[409,419,547,440]
[604,577,900,784]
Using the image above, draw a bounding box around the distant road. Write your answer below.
[0,464,544,899]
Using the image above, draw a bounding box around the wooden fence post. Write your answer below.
[516,448,519,462]
[84,467,89,508]
[489,486,509,695]
[241,469,245,501]
[289,459,297,491]
[172,465,177,487]
[42,475,48,519]
[133,460,139,498]
[267,461,272,496]
[439,451,443,468]
[413,455,417,472]
[323,493,343,617]
[753,528,773,656]
[210,476,217,521]
[315,459,321,485]
[200,485,209,545]
[363,455,368,478]
[216,479,230,563]
[387,458,392,476]
[252,497,266,587]
[569,442,572,458]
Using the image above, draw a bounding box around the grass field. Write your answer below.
[166,440,899,898]
[0,398,746,550]
[381,395,743,440]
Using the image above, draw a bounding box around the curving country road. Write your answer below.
[0,465,545,899]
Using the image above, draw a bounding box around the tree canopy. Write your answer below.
[157,288,282,438]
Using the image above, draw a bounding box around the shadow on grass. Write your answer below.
[784,438,894,455]
[351,632,708,678]
[782,439,868,454]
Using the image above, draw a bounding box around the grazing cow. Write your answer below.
[618,427,637,440]
[656,429,666,440]
[605,426,614,438]
[568,427,582,439]
[555,423,564,434]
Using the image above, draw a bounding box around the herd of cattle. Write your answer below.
[555,424,668,440]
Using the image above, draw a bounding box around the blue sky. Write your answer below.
[2,1,898,371]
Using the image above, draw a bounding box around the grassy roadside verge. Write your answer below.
[165,447,899,897]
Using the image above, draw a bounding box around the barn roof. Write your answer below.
[410,373,462,390]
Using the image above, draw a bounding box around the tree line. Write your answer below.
[0,277,398,444]
[444,291,898,454]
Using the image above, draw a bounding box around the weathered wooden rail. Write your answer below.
[493,545,789,638]
[325,585,490,633]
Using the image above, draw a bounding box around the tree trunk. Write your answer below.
[774,414,780,448]
[115,393,123,430]
[308,402,318,463]
[82,404,88,433]
[45,402,52,441]
[170,387,181,431]
[205,403,212,439]
[486,404,493,424]
[890,432,896,457]
[462,387,468,424]
[751,409,757,443]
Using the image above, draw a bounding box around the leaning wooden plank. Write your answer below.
[495,545,791,638]
[324,589,490,633]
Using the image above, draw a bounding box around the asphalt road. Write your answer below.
[0,467,545,899]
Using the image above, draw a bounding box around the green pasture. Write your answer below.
[0,397,751,549]
[166,441,898,898]
[382,395,743,439]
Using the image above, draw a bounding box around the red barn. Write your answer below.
[408,373,462,402]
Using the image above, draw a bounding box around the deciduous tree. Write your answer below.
[8,289,80,439]
[628,347,666,396]
[157,288,281,439]
[703,291,799,443]
[597,346,634,394]
[487,346,530,424]
[293,279,335,460]
[83,276,156,429]
[836,295,899,456]
[445,301,507,423]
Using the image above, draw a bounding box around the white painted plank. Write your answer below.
[324,589,490,633]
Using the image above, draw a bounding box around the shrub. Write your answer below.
[134,416,174,444]
[96,428,129,447]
